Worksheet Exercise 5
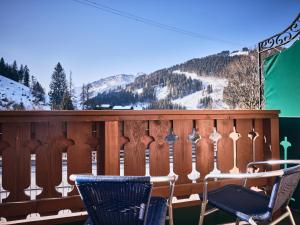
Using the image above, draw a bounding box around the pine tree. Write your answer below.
[0,57,5,75]
[23,65,30,87]
[48,62,69,110]
[18,64,24,83]
[32,80,46,104]
[80,84,87,109]
[11,60,18,82]
[62,90,74,110]
[68,71,77,109]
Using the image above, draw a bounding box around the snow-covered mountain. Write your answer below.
[0,75,49,110]
[88,74,135,96]
[171,70,229,109]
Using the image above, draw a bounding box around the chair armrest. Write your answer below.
[69,173,94,182]
[204,170,284,181]
[247,160,300,169]
[150,175,178,183]
[151,175,178,205]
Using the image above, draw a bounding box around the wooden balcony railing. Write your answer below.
[0,110,280,223]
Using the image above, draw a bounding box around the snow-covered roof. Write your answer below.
[112,106,133,110]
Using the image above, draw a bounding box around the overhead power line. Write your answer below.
[72,0,242,47]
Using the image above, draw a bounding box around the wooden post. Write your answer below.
[270,118,280,160]
[98,121,120,175]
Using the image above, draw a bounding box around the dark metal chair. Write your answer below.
[198,160,300,225]
[70,175,177,225]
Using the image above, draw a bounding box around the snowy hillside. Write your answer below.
[0,75,49,110]
[229,50,249,57]
[171,71,229,109]
[88,74,135,96]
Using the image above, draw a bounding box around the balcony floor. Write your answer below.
[63,206,300,225]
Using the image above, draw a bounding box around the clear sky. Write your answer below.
[0,0,299,90]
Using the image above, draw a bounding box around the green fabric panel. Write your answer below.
[264,39,300,117]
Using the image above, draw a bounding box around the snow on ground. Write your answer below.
[172,70,229,109]
[134,88,144,94]
[124,102,149,110]
[155,85,169,100]
[0,75,49,110]
[229,50,249,57]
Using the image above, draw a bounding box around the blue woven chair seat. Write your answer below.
[85,197,167,225]
[200,184,272,222]
[146,197,168,225]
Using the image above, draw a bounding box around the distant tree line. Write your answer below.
[0,57,30,86]
[198,96,213,108]
[171,51,236,77]
[146,100,186,110]
[86,90,139,108]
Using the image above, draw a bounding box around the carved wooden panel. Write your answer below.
[123,121,152,176]
[217,119,234,173]
[196,120,214,181]
[35,121,74,199]
[67,122,96,195]
[236,119,253,172]
[173,120,193,184]
[149,120,171,176]
[2,123,31,202]
[253,119,264,162]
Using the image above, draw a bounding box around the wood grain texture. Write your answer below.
[2,123,31,202]
[0,110,280,123]
[173,120,193,184]
[254,119,264,162]
[67,122,95,195]
[104,121,120,175]
[263,119,272,161]
[270,118,280,160]
[217,119,234,172]
[236,119,253,172]
[35,121,74,200]
[123,121,152,176]
[195,120,214,180]
[149,120,171,176]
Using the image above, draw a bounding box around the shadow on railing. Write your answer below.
[0,110,280,223]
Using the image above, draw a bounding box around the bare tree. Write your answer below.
[223,52,260,109]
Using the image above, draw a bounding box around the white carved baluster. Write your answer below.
[92,150,97,175]
[145,148,150,176]
[25,154,42,200]
[229,127,241,174]
[188,128,201,182]
[209,127,221,176]
[0,156,9,203]
[56,152,73,196]
[248,126,259,173]
[165,128,178,178]
[248,129,259,162]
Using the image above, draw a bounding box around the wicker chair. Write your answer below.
[198,160,300,225]
[70,175,177,225]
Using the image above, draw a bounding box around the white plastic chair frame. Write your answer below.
[70,174,178,225]
[198,160,300,225]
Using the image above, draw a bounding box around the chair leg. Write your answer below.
[286,206,296,225]
[198,201,207,225]
[168,205,174,225]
